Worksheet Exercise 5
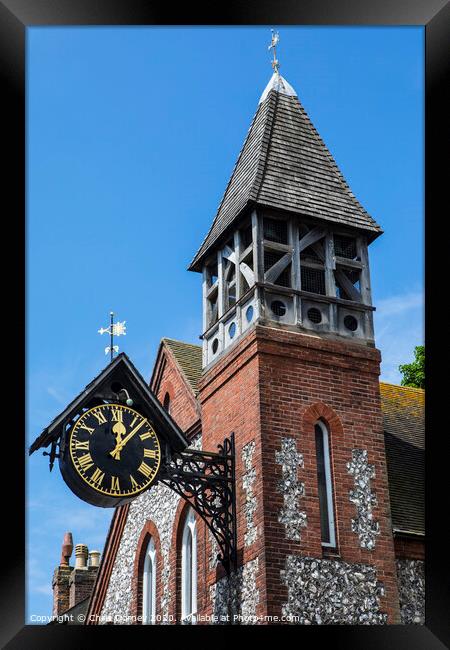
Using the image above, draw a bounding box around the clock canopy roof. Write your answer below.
[29,352,189,456]
[189,72,382,272]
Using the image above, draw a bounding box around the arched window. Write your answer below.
[142,537,156,624]
[315,420,336,547]
[163,392,171,413]
[181,508,197,623]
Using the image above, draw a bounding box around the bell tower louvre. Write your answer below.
[81,57,424,627]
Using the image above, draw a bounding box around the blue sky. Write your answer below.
[26,26,424,621]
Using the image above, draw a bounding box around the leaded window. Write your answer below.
[315,421,336,547]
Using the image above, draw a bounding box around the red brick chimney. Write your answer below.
[68,544,100,609]
[52,533,101,617]
[52,532,73,616]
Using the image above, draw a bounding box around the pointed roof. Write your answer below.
[189,73,382,272]
[259,72,297,102]
[162,338,203,395]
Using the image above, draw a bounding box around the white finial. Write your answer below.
[268,29,280,73]
[261,28,297,103]
[98,312,126,362]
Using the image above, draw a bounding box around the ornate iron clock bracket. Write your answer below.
[160,434,237,575]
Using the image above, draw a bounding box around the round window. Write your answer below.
[344,315,358,331]
[212,338,219,354]
[307,307,322,324]
[228,322,237,339]
[245,305,254,323]
[271,300,286,317]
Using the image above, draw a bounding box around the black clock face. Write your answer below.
[68,403,161,499]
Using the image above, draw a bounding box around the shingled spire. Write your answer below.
[189,71,381,273]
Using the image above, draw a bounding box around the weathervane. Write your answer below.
[268,29,280,73]
[98,311,126,361]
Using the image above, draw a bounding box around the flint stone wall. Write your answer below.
[275,437,307,540]
[210,558,259,624]
[347,449,380,550]
[396,559,425,624]
[100,434,201,623]
[280,556,387,625]
[242,440,257,546]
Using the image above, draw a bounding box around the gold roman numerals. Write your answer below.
[140,429,154,441]
[78,422,95,434]
[77,453,94,471]
[70,405,160,497]
[138,462,153,479]
[92,410,107,425]
[91,467,105,486]
[111,408,123,422]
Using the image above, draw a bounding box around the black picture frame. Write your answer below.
[2,0,448,646]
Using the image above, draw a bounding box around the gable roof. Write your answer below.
[189,73,382,272]
[380,382,424,536]
[162,338,203,396]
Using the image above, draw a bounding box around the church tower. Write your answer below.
[190,69,401,623]
[190,74,381,366]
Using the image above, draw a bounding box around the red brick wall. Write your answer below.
[151,348,200,434]
[198,331,267,620]
[52,566,72,616]
[198,324,401,624]
[394,536,425,561]
[69,567,98,609]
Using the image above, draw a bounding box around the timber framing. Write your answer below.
[200,206,376,368]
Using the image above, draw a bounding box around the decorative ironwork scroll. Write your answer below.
[160,434,237,575]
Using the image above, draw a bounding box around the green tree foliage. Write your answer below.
[399,345,425,389]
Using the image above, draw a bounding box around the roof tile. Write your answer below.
[380,382,424,536]
[162,338,203,395]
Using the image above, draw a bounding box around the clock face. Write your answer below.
[68,403,161,499]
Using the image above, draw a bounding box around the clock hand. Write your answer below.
[111,420,126,460]
[110,418,147,459]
